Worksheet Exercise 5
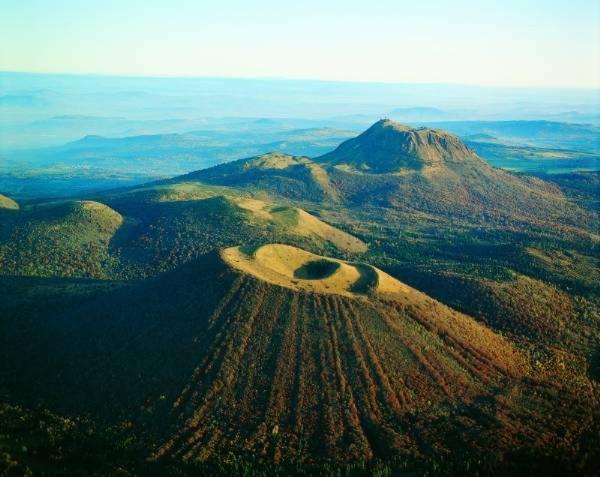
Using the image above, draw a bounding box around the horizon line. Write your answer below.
[2,69,599,92]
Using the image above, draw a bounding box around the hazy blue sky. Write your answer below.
[1,0,598,88]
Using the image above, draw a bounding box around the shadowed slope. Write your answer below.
[0,248,542,465]
[1,244,595,471]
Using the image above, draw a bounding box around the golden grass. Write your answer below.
[233,196,366,253]
[0,194,19,210]
[222,244,407,298]
[245,152,299,170]
[234,197,273,219]
[78,200,124,226]
[376,268,412,295]
[293,208,367,252]
[145,183,365,253]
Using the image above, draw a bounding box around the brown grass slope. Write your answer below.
[156,247,531,464]
[222,244,386,296]
[0,249,593,467]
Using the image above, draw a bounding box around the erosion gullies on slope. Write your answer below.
[222,244,402,297]
[155,247,530,463]
[1,246,590,468]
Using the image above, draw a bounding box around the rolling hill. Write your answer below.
[0,200,122,278]
[0,184,365,279]
[183,152,339,201]
[187,120,590,229]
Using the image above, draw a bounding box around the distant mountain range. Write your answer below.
[2,118,597,200]
[422,120,600,152]
[188,120,588,227]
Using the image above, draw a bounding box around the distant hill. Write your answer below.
[1,127,357,199]
[317,119,480,173]
[545,110,600,124]
[465,140,600,174]
[184,152,339,201]
[422,120,600,152]
[3,118,597,200]
[462,133,502,143]
[0,94,47,108]
[188,120,587,229]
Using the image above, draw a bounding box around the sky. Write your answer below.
[1,0,599,88]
